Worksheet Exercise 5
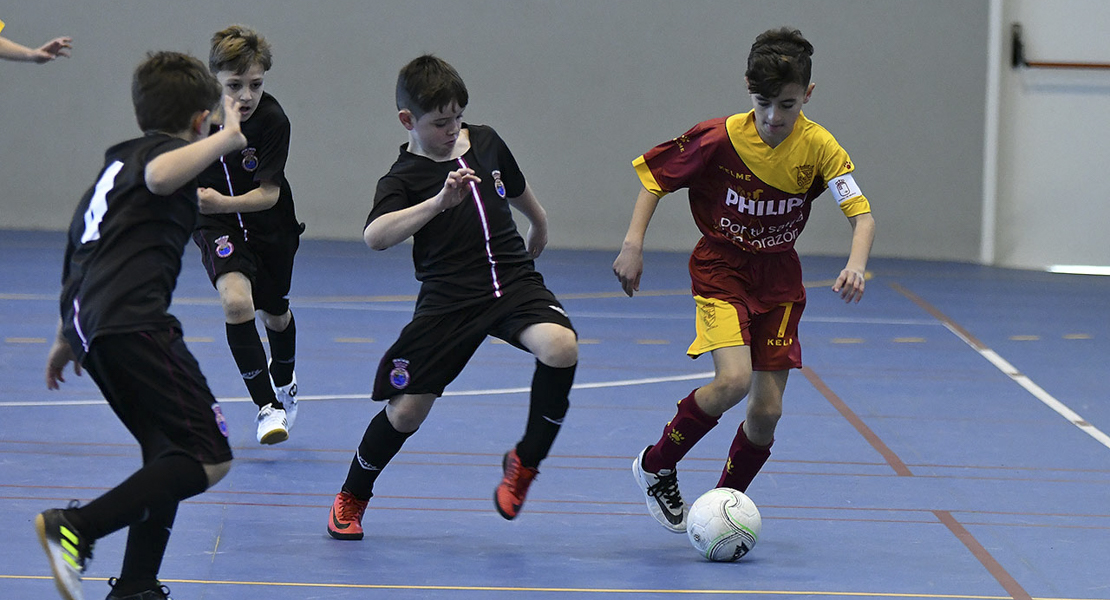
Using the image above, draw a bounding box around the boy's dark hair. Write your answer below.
[209,25,272,74]
[131,51,221,134]
[746,27,814,98]
[396,54,469,118]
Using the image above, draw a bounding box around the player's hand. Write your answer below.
[45,338,80,389]
[524,222,547,258]
[832,268,866,303]
[32,37,72,63]
[612,245,644,297]
[196,187,228,214]
[437,168,480,212]
[216,95,247,147]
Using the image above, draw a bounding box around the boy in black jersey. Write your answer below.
[327,55,579,539]
[192,25,303,445]
[37,51,246,600]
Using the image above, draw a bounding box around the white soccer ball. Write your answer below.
[686,487,762,562]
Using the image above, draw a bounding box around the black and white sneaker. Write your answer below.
[34,503,93,600]
[632,446,687,533]
[106,577,173,599]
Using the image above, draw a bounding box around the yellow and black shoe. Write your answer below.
[35,502,94,600]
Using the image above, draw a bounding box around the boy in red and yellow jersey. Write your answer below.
[613,27,875,534]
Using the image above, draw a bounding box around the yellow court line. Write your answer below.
[0,575,1037,599]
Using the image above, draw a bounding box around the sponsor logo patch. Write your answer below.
[389,358,411,389]
[492,170,506,198]
[215,235,234,258]
[241,148,259,172]
[212,404,230,437]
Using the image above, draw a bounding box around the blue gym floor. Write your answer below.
[2,228,1108,600]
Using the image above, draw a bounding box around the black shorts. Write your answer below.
[372,280,576,401]
[192,225,301,315]
[83,328,233,465]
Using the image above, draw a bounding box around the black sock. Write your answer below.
[515,360,575,468]
[116,501,178,593]
[71,454,207,541]
[226,321,279,409]
[266,312,296,387]
[343,409,414,500]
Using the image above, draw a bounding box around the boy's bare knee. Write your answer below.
[537,329,578,368]
[204,460,232,488]
[385,395,435,433]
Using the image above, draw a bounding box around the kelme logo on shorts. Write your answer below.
[214,235,234,258]
[390,358,411,389]
[241,148,259,172]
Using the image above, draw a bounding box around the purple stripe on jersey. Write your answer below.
[72,297,89,352]
[458,157,502,298]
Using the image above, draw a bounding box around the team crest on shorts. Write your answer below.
[389,358,411,389]
[241,148,259,172]
[492,170,506,198]
[214,235,234,258]
[212,404,230,437]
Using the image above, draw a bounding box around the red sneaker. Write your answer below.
[494,449,539,520]
[327,490,368,540]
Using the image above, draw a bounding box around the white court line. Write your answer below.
[0,372,716,408]
[942,323,1110,450]
[893,282,1110,450]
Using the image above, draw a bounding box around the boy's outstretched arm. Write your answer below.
[198,181,280,215]
[507,183,548,258]
[832,211,876,303]
[612,186,662,297]
[364,168,479,250]
[0,34,72,62]
[146,96,247,196]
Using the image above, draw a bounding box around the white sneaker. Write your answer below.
[632,446,687,533]
[270,367,298,430]
[256,404,289,445]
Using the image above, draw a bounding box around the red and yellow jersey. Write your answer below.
[634,111,870,255]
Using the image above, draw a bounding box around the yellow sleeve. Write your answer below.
[840,195,871,218]
[632,155,666,198]
[0,19,6,34]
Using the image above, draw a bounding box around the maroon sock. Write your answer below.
[717,421,772,492]
[642,389,719,473]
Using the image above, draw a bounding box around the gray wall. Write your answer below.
[0,0,989,260]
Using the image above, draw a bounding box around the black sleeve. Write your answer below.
[366,175,409,228]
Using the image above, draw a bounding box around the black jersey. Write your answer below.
[59,134,195,361]
[367,124,540,316]
[196,92,299,240]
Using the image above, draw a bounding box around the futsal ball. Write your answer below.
[686,487,761,562]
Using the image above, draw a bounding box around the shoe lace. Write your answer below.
[337,493,368,520]
[64,499,95,562]
[504,456,539,494]
[647,470,683,510]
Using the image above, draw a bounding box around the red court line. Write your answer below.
[934,510,1032,600]
[800,366,914,476]
[801,365,1034,600]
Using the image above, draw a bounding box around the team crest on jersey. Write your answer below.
[389,358,411,389]
[212,405,230,437]
[796,165,815,189]
[214,235,235,258]
[492,170,506,198]
[241,148,259,172]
